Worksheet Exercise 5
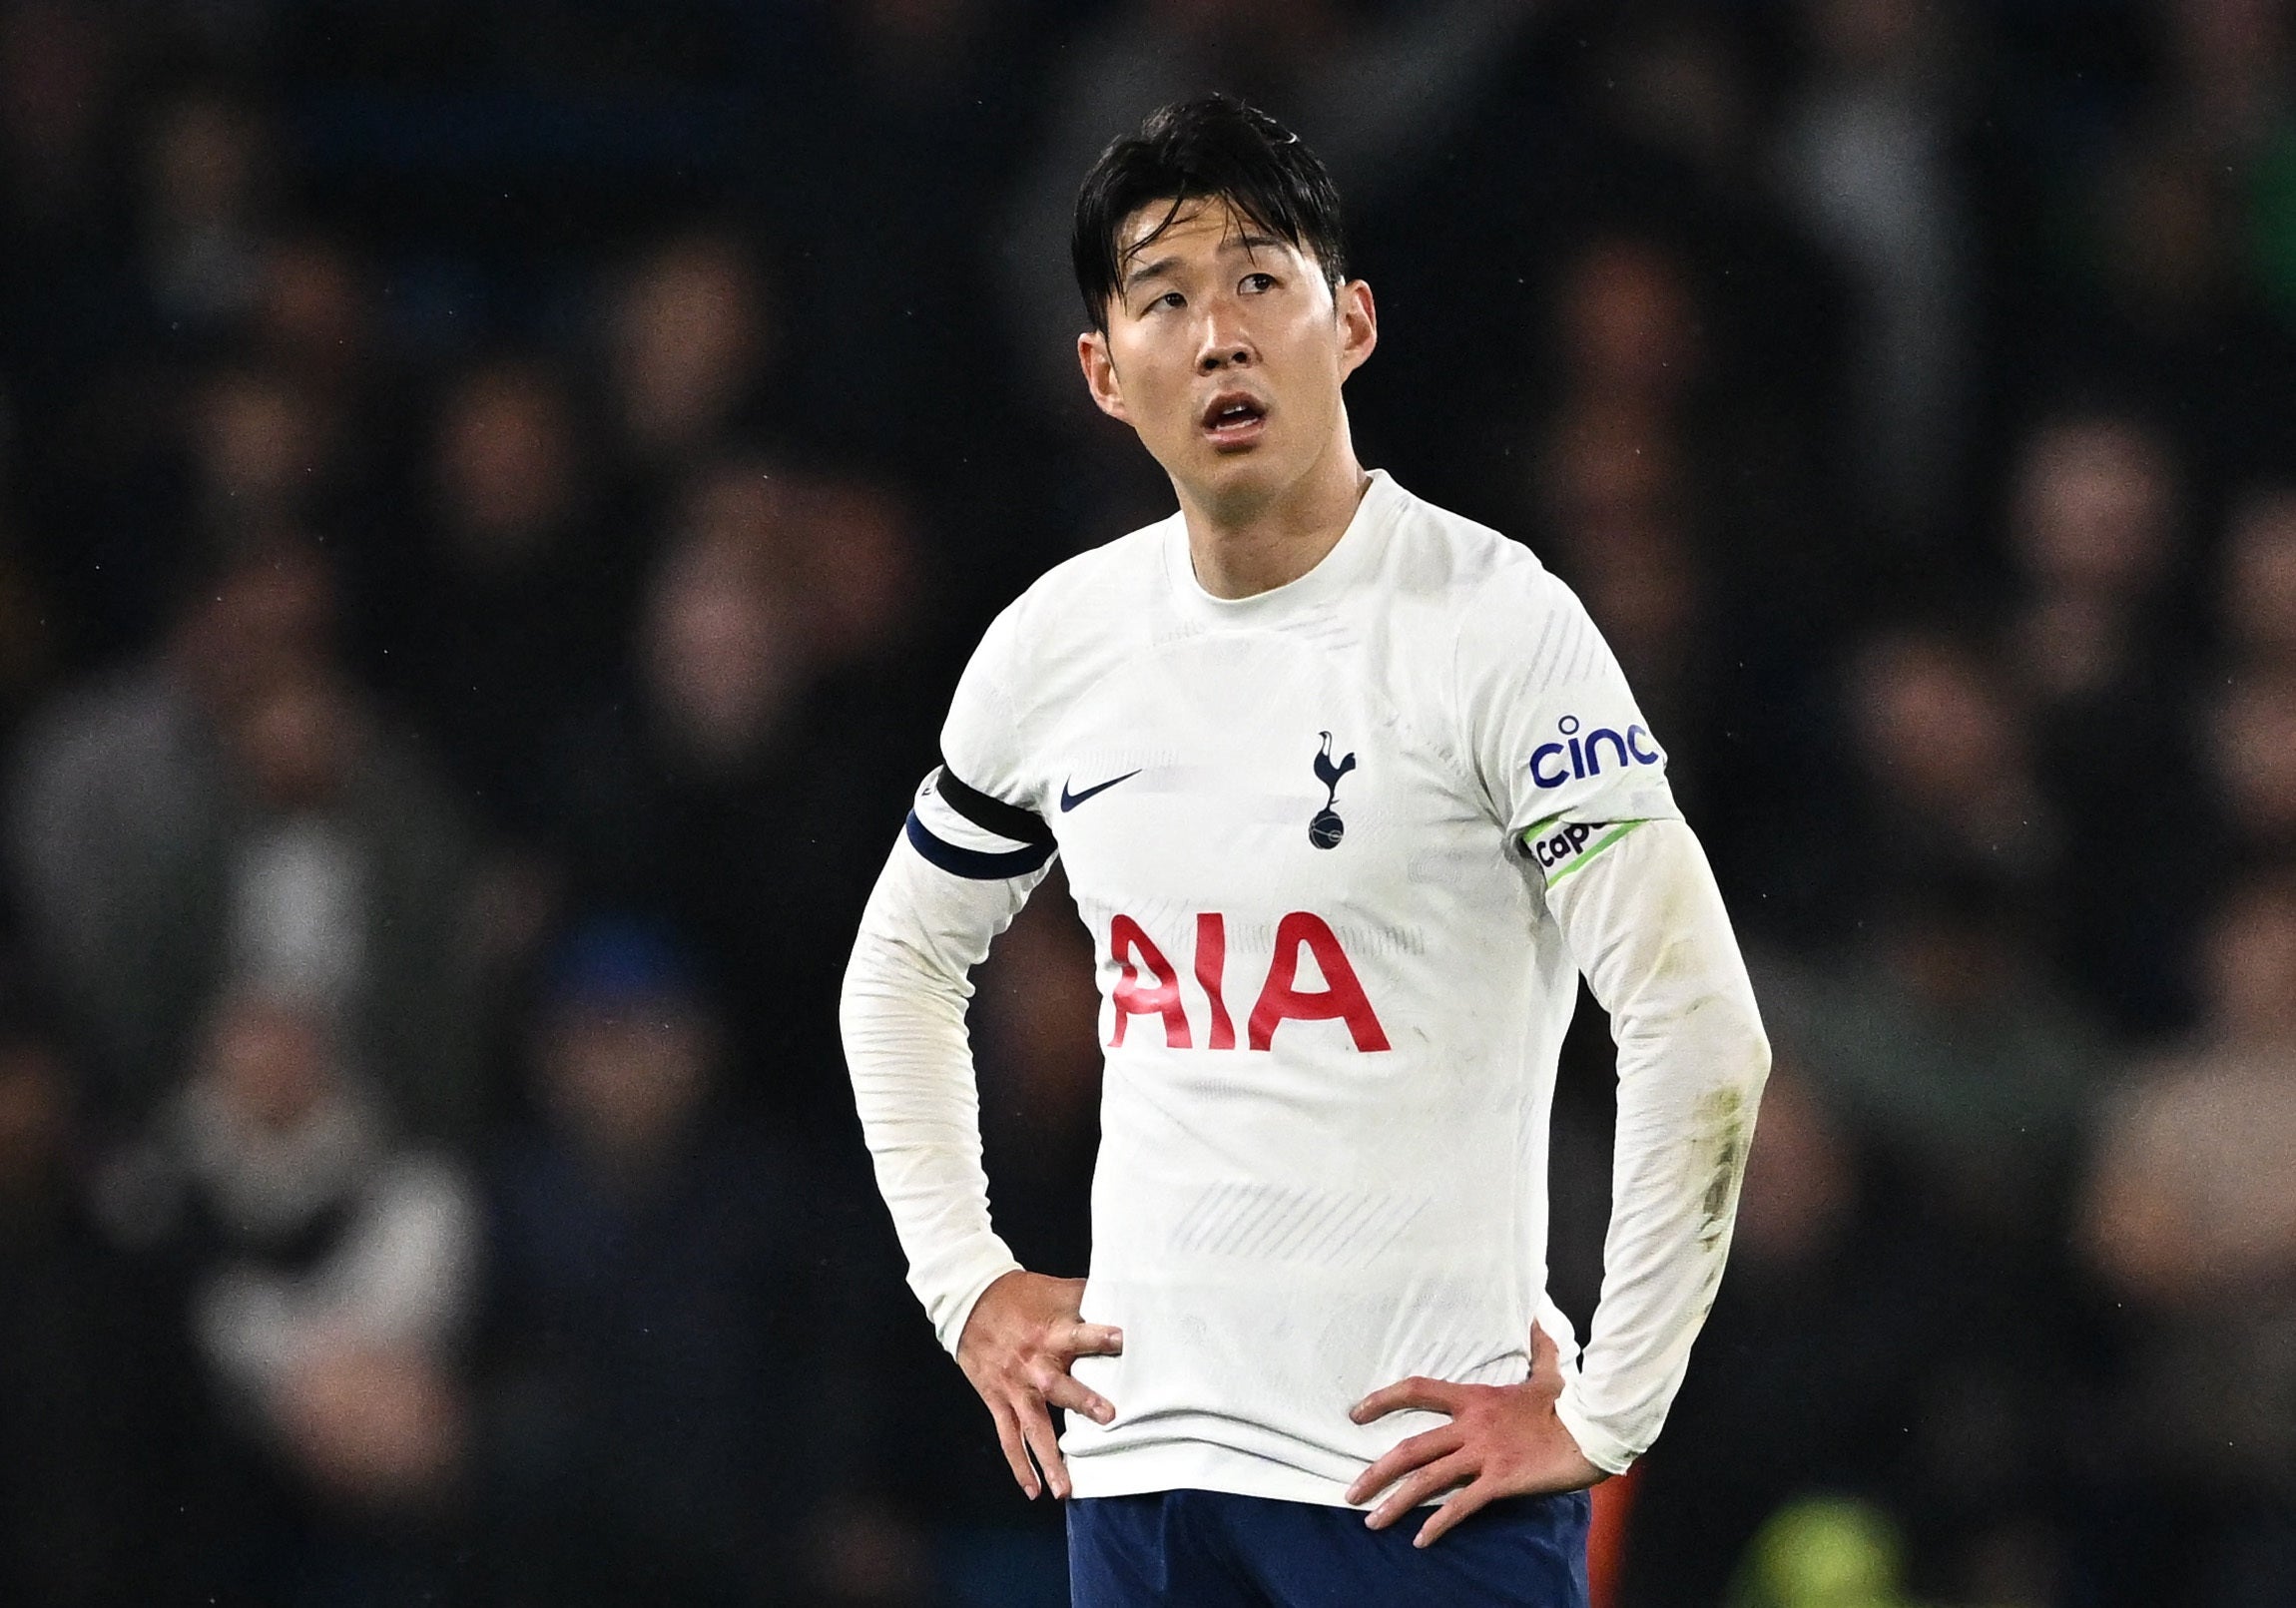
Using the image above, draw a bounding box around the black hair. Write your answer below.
[1071,94,1348,334]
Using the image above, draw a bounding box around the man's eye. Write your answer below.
[1241,272,1276,292]
[1153,291,1185,310]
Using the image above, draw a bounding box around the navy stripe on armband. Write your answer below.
[934,765,1055,847]
[905,811,1055,879]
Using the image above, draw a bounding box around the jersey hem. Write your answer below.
[1065,1444,1380,1509]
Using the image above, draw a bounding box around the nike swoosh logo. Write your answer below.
[1059,770,1142,811]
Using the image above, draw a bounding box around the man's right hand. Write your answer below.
[955,1270,1123,1499]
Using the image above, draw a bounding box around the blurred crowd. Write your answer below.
[0,0,2292,1604]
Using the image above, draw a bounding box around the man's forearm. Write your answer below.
[840,831,1040,1352]
[1543,817,1771,1473]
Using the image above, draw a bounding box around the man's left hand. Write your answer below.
[1344,1323,1607,1548]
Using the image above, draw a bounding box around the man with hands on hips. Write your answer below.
[843,94,1769,1606]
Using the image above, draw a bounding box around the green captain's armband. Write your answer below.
[1521,816,1650,887]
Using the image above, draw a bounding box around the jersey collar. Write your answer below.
[1163,467,1405,624]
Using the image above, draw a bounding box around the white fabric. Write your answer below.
[842,470,1768,1501]
[845,808,1045,1350]
[194,1151,480,1404]
[1543,818,1770,1472]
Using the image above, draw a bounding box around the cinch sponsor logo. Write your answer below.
[1529,716,1662,790]
[1105,911,1390,1053]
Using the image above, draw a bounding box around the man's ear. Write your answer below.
[1078,328,1133,424]
[1336,278,1378,381]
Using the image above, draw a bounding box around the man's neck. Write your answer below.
[1178,434,1372,600]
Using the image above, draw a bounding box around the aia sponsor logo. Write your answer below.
[1105,911,1389,1052]
[1529,715,1662,790]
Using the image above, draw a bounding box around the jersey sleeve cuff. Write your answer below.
[1553,1381,1641,1477]
[926,1242,1026,1356]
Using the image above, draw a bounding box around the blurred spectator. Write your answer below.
[185,362,334,537]
[474,917,892,1606]
[1525,232,1843,928]
[2049,115,2296,491]
[1757,868,2099,1236]
[2092,126,2249,346]
[2155,0,2294,162]
[7,539,326,1105]
[2077,873,2296,1606]
[2006,407,2215,1033]
[252,234,372,393]
[386,351,623,837]
[1549,233,1705,419]
[246,234,398,524]
[2209,667,2296,861]
[542,460,908,1131]
[1729,1065,1860,1279]
[778,474,921,678]
[218,656,482,1140]
[0,1,122,242]
[99,983,476,1603]
[2211,487,2296,918]
[601,229,778,519]
[1774,0,1975,547]
[1844,623,2059,908]
[6,540,482,1135]
[628,466,806,760]
[140,90,276,338]
[2222,484,2296,669]
[2009,408,2182,706]
[1586,5,1759,186]
[2086,874,2296,1308]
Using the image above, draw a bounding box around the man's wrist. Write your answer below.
[1552,1383,1639,1477]
[925,1244,1025,1356]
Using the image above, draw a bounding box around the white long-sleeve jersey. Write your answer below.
[841,469,1769,1502]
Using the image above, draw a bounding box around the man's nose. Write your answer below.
[1196,309,1252,371]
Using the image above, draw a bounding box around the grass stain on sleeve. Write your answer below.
[1691,1085,1753,1252]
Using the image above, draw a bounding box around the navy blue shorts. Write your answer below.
[1067,1486,1592,1607]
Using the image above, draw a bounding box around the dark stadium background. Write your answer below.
[1,1,2292,1603]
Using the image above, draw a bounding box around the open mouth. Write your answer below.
[1200,392,1269,449]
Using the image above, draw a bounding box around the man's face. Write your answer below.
[1079,198,1375,516]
